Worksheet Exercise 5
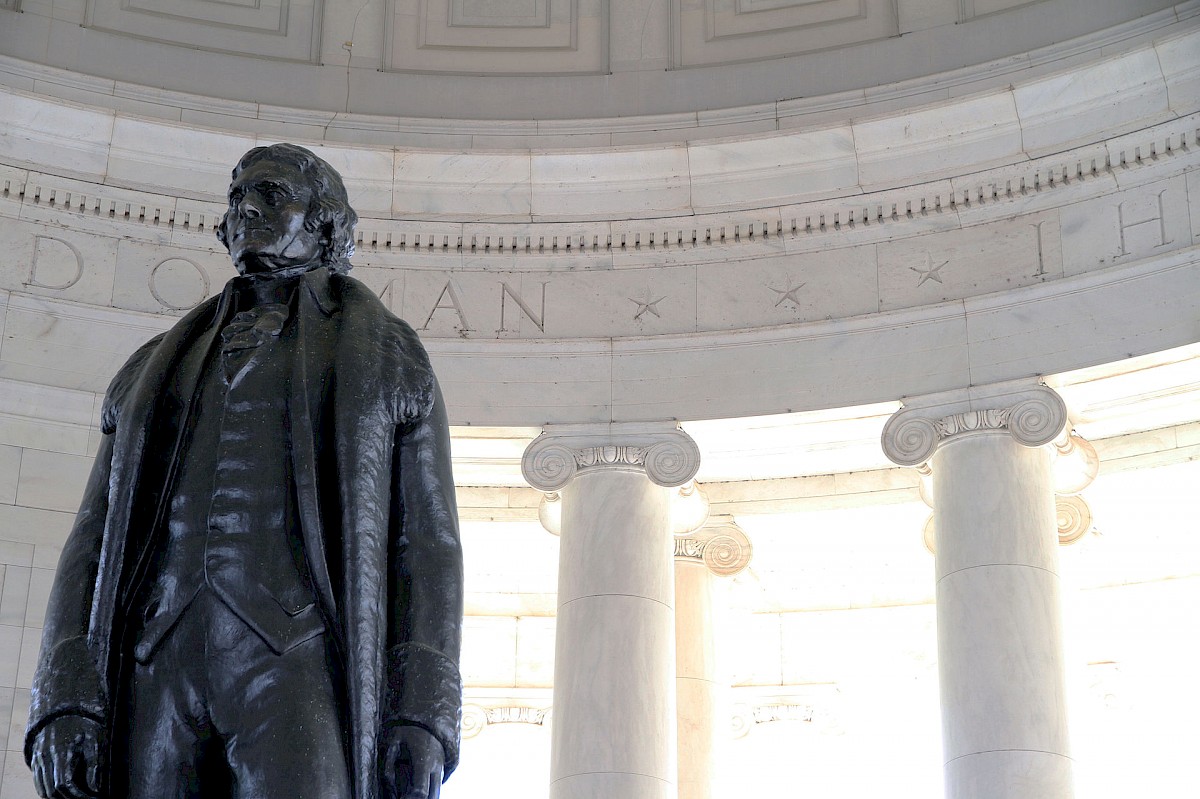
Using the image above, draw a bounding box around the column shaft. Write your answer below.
[675,558,717,799]
[551,467,678,799]
[932,433,1072,799]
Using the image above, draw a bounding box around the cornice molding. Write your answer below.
[521,424,701,491]
[1,112,1194,260]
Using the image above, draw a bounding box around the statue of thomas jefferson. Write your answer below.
[25,143,464,799]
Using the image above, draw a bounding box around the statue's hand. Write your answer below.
[380,725,444,799]
[29,715,103,798]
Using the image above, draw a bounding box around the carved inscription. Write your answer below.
[148,258,210,311]
[27,236,84,290]
[421,280,472,331]
[910,257,947,287]
[1031,220,1048,277]
[1117,189,1172,257]
[629,290,667,320]
[499,282,547,333]
[768,279,805,308]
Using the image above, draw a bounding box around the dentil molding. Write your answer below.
[521,423,701,491]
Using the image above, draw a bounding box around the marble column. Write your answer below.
[523,423,701,799]
[673,521,752,799]
[882,384,1091,799]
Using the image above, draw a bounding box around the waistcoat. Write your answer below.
[132,277,324,662]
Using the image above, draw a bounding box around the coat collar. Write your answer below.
[216,265,339,318]
[302,266,339,317]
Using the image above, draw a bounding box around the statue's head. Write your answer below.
[217,143,358,276]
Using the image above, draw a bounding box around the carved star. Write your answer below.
[911,259,948,287]
[768,280,806,308]
[629,290,667,320]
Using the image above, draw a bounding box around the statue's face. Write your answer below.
[224,159,323,275]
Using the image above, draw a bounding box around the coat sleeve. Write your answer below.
[24,433,114,764]
[381,376,465,777]
[24,332,163,765]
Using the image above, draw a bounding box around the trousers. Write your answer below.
[121,587,351,799]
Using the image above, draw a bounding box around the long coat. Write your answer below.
[25,267,464,798]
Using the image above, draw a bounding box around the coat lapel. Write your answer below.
[291,269,340,623]
[90,288,230,674]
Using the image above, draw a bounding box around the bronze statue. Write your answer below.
[25,144,464,799]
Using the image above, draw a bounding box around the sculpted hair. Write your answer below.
[217,143,358,273]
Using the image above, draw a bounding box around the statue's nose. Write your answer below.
[239,195,263,219]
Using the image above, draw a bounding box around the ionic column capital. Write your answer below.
[522,422,701,491]
[881,383,1069,467]
[674,519,752,577]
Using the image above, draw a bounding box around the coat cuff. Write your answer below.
[382,642,463,777]
[25,635,108,765]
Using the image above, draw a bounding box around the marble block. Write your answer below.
[530,148,692,221]
[1156,28,1200,115]
[394,152,533,220]
[943,749,1073,799]
[461,616,518,687]
[514,616,556,688]
[550,596,676,781]
[0,221,119,309]
[550,772,674,799]
[853,92,1024,191]
[937,565,1069,761]
[1059,175,1192,276]
[931,434,1058,578]
[13,449,91,514]
[877,213,1064,312]
[110,239,232,314]
[0,632,18,689]
[687,127,859,213]
[0,449,19,506]
[558,470,674,606]
[1014,47,1170,157]
[106,117,255,199]
[0,566,28,627]
[0,94,113,182]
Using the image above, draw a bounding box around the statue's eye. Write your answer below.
[263,189,283,205]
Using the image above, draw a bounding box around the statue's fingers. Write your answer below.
[83,731,102,795]
[31,751,49,798]
[427,766,442,799]
[48,746,73,797]
[58,748,91,799]
[380,736,404,798]
[86,762,100,797]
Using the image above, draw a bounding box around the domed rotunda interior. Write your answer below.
[0,1,1198,797]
